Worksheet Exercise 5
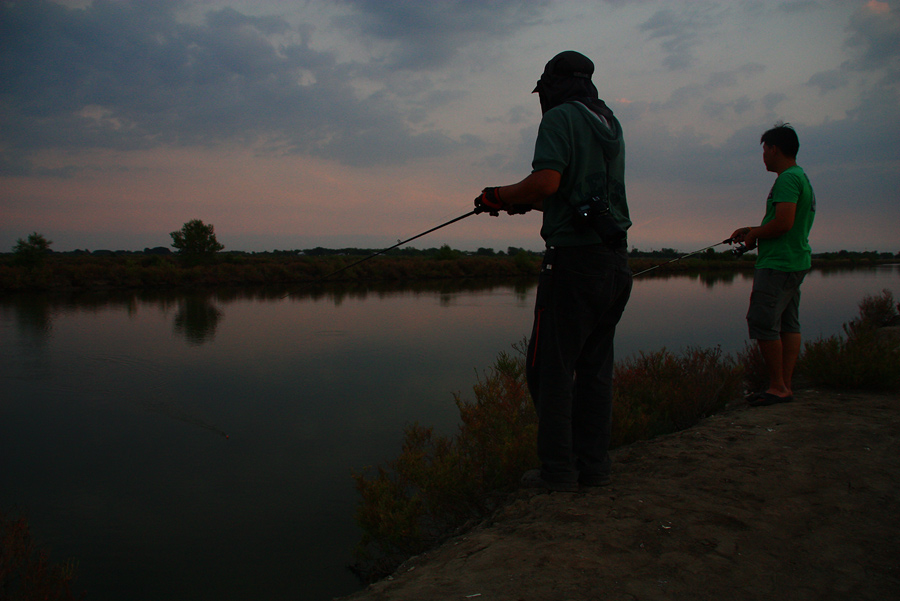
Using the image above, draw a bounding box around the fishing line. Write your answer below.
[283,209,478,298]
[283,208,745,296]
[140,396,230,439]
[631,238,746,278]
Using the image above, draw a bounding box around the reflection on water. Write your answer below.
[174,295,223,345]
[0,267,896,601]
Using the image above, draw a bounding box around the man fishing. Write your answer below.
[730,123,816,407]
[474,51,633,492]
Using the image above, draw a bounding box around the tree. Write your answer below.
[170,219,224,261]
[13,232,52,267]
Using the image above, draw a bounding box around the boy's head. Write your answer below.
[760,123,799,159]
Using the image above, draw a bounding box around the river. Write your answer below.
[0,265,896,600]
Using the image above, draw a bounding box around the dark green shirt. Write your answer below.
[531,101,630,247]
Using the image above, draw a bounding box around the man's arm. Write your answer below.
[496,169,561,212]
[741,202,797,249]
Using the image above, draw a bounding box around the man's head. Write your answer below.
[537,51,595,83]
[761,123,799,173]
[533,50,598,114]
[760,123,799,159]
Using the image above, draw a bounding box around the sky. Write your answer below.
[1,0,898,254]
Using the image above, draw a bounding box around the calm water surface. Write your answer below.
[1,266,897,600]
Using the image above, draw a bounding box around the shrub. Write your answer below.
[352,346,536,577]
[352,343,743,580]
[800,289,899,391]
[735,340,768,394]
[611,346,744,447]
[0,511,83,600]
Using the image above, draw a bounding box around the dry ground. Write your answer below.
[341,388,900,601]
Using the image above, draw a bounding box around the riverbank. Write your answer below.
[341,387,900,601]
[3,249,894,292]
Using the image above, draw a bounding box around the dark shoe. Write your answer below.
[748,392,793,407]
[520,469,578,492]
[579,473,612,487]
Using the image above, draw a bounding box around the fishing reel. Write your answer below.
[723,236,751,256]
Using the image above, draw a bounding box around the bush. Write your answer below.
[735,340,768,395]
[352,346,536,577]
[351,343,743,579]
[0,511,83,600]
[799,289,899,391]
[611,346,744,447]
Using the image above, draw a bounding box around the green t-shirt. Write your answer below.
[531,102,631,247]
[757,165,816,272]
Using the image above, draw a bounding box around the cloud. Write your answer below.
[845,0,900,69]
[638,4,723,70]
[0,0,503,175]
[330,0,548,69]
[807,68,851,94]
[1,0,897,254]
[775,1,822,15]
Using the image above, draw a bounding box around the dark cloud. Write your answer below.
[844,1,900,69]
[0,0,490,175]
[647,63,766,112]
[638,5,722,71]
[808,1,900,94]
[331,0,548,69]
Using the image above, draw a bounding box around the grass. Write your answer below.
[351,289,899,581]
[351,346,538,576]
[0,511,83,601]
[610,345,743,447]
[799,289,900,391]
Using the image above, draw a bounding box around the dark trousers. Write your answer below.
[526,245,632,484]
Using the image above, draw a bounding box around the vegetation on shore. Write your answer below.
[351,289,900,581]
[0,511,83,601]
[2,242,896,293]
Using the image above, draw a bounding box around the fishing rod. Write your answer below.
[284,206,747,295]
[282,209,478,297]
[631,238,749,278]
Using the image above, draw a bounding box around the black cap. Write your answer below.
[533,51,594,92]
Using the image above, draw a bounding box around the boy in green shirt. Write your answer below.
[730,124,816,406]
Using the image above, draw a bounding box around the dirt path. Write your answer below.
[341,389,900,601]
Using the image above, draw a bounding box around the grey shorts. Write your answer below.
[746,268,809,340]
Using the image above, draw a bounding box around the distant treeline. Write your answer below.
[1,245,896,293]
[4,244,898,260]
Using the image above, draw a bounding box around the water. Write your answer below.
[1,266,897,600]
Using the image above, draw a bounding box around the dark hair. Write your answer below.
[760,123,799,158]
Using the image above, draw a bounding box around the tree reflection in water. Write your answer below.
[173,294,222,345]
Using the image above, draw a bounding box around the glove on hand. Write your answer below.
[474,187,504,216]
[506,204,532,215]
